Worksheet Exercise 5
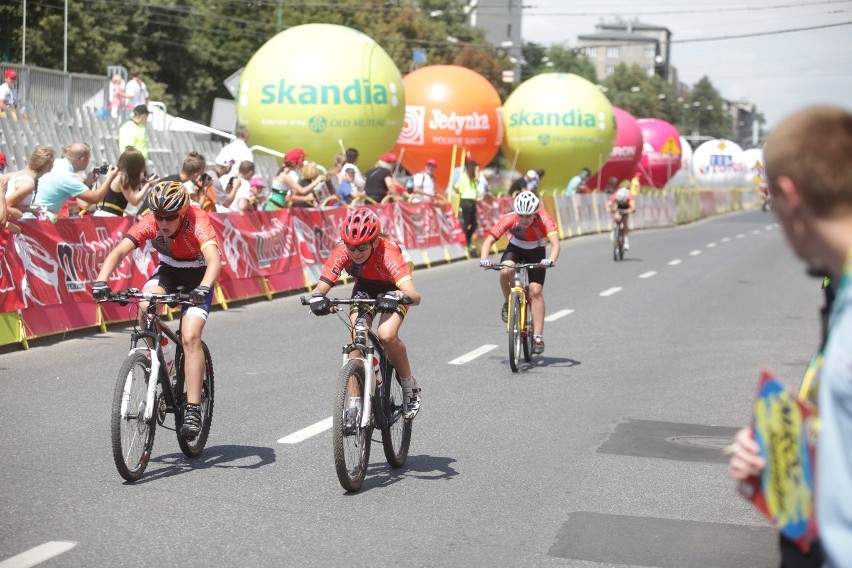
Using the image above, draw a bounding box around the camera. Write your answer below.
[94,164,109,174]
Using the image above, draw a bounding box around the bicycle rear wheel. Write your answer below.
[111,351,156,482]
[333,359,372,492]
[381,364,412,468]
[508,292,522,372]
[176,341,215,457]
[522,297,534,362]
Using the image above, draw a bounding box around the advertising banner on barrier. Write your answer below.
[0,228,25,313]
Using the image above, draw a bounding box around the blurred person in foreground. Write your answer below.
[727,104,852,568]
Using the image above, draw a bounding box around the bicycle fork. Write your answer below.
[506,286,526,332]
[342,347,377,429]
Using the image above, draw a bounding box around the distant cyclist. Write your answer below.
[607,187,636,250]
[479,191,559,354]
[308,208,423,419]
[92,181,222,439]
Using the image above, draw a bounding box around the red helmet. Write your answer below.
[341,208,380,246]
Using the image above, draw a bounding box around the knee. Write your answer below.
[378,331,402,349]
[529,287,544,301]
[181,329,202,349]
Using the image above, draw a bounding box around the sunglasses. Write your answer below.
[346,243,371,252]
[154,214,180,222]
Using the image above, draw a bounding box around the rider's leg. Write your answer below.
[180,314,207,405]
[139,282,167,349]
[529,282,545,336]
[376,312,410,378]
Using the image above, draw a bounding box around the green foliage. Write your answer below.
[678,76,732,138]
[521,42,596,82]
[600,63,679,122]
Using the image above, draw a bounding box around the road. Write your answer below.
[0,208,819,567]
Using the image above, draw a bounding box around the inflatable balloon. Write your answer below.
[587,107,642,190]
[692,139,746,188]
[636,118,682,188]
[665,136,695,188]
[237,24,405,168]
[502,73,616,190]
[394,65,502,191]
[741,148,765,187]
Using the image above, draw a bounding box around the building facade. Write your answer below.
[578,19,674,83]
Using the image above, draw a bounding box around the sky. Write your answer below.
[519,0,852,128]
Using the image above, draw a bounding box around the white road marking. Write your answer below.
[278,417,332,444]
[752,229,761,234]
[0,542,77,568]
[449,344,498,365]
[690,250,702,256]
[721,237,731,243]
[668,259,682,266]
[736,234,745,238]
[707,243,717,248]
[599,287,622,297]
[765,225,774,230]
[545,309,574,322]
[638,271,657,279]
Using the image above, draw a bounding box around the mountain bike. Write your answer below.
[99,289,215,482]
[485,263,550,372]
[301,295,414,492]
[611,210,628,261]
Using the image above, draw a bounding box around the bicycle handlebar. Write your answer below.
[484,263,553,271]
[99,288,194,305]
[299,295,414,307]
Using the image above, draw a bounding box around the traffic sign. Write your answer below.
[660,136,681,155]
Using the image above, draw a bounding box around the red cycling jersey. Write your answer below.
[319,237,412,288]
[489,210,558,250]
[127,207,219,268]
[608,192,635,210]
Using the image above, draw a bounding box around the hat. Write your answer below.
[249,175,265,188]
[284,148,306,164]
[215,155,235,168]
[425,158,438,166]
[133,104,150,115]
[526,170,539,181]
[380,152,398,163]
[0,152,6,166]
[4,69,17,80]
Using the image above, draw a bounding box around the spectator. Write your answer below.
[0,146,55,218]
[327,153,346,194]
[341,147,366,191]
[108,74,126,120]
[565,167,590,195]
[509,170,539,197]
[32,142,117,214]
[0,152,6,175]
[453,158,479,251]
[119,105,150,160]
[727,105,852,567]
[209,157,233,205]
[0,69,19,114]
[147,151,207,215]
[363,155,396,203]
[604,176,619,194]
[478,167,495,198]
[215,126,254,178]
[380,152,404,193]
[93,147,157,217]
[249,175,267,210]
[411,158,437,202]
[268,148,315,208]
[224,160,255,212]
[124,69,149,114]
[335,166,361,204]
[299,161,329,205]
[630,172,641,196]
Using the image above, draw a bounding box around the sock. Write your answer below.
[400,376,418,390]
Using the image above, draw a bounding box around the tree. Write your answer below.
[520,42,596,83]
[600,63,669,119]
[678,76,731,139]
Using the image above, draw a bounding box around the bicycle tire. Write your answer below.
[110,351,156,482]
[176,341,215,457]
[522,296,534,362]
[333,359,372,492]
[381,364,412,468]
[508,292,522,372]
[613,224,621,262]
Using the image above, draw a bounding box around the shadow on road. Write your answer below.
[523,356,581,370]
[130,444,276,484]
[346,454,459,494]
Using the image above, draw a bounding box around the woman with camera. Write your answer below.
[93,147,159,217]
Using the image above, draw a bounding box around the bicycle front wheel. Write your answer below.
[381,365,412,468]
[508,292,522,372]
[176,341,215,457]
[612,225,621,261]
[111,352,156,482]
[333,359,372,492]
[522,297,534,363]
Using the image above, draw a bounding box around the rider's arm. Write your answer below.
[96,237,136,282]
[479,234,497,260]
[310,280,332,297]
[0,175,8,229]
[199,243,221,288]
[397,279,421,306]
[547,232,560,264]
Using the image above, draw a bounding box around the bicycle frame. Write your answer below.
[343,311,380,430]
[506,266,530,333]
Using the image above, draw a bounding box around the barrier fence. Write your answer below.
[0,188,760,348]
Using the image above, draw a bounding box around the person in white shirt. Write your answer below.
[223,160,255,212]
[215,126,254,179]
[411,158,437,202]
[123,70,149,115]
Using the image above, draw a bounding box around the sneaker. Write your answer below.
[501,302,509,323]
[401,384,421,420]
[623,237,630,250]
[533,335,545,355]
[181,403,202,439]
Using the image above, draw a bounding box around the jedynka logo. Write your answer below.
[429,110,491,136]
[260,79,396,106]
[508,109,605,129]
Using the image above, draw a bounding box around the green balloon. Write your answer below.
[502,73,616,188]
[238,24,405,167]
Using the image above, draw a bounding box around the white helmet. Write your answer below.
[615,188,631,203]
[514,190,540,215]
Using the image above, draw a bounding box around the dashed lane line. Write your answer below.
[545,309,574,322]
[668,259,682,266]
[751,229,761,235]
[278,417,332,444]
[0,542,77,568]
[449,344,498,365]
[736,234,746,238]
[721,237,731,243]
[599,287,622,297]
[638,271,657,279]
[707,243,717,248]
[689,250,702,256]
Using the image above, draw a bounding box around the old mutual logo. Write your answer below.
[260,78,400,107]
[508,108,606,129]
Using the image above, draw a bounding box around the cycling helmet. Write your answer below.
[615,188,631,203]
[514,190,540,215]
[341,208,380,246]
[147,180,189,216]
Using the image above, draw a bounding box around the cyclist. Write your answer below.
[308,208,423,419]
[607,187,636,250]
[91,181,222,439]
[479,191,559,354]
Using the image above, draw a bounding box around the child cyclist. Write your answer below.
[607,187,636,249]
[479,191,559,354]
[92,181,222,439]
[308,208,422,418]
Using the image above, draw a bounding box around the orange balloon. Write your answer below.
[394,65,503,191]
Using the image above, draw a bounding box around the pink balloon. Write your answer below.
[587,107,643,189]
[637,118,682,188]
